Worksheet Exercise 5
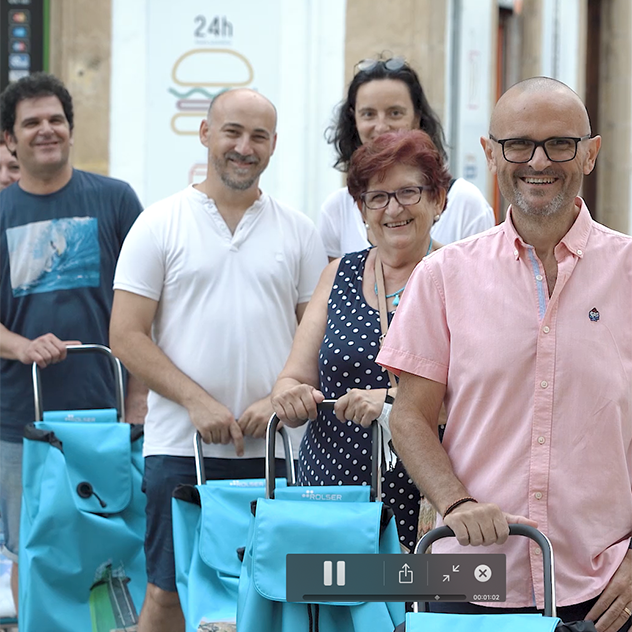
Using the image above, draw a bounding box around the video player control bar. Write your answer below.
[286,554,506,603]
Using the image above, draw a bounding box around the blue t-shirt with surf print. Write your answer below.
[0,169,142,442]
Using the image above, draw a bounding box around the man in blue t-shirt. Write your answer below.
[0,72,145,611]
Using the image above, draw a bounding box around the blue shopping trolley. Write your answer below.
[402,524,597,632]
[235,400,406,632]
[171,423,296,632]
[19,344,146,632]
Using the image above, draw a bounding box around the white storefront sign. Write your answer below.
[110,0,345,219]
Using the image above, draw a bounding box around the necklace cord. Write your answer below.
[374,250,401,389]
[373,238,432,305]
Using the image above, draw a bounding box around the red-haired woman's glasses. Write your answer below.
[361,186,428,210]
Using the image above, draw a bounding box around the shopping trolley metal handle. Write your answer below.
[193,424,296,487]
[414,524,556,617]
[265,399,382,500]
[32,344,125,423]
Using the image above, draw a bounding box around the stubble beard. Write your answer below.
[509,169,570,218]
[212,152,262,191]
[218,170,259,191]
[512,188,567,218]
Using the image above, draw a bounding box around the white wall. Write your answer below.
[110,0,148,205]
[273,0,346,220]
[449,0,495,197]
[110,0,346,220]
[541,0,581,89]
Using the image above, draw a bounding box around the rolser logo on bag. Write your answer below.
[228,480,264,487]
[301,489,343,501]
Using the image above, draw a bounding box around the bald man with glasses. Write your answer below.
[378,77,632,631]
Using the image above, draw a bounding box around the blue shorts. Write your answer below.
[142,455,288,592]
[0,440,22,561]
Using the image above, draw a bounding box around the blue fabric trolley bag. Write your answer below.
[236,400,406,632]
[171,426,295,632]
[19,344,146,632]
[401,525,597,632]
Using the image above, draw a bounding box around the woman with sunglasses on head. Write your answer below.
[319,56,494,260]
[271,130,449,552]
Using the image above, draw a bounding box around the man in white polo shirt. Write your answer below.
[109,88,327,632]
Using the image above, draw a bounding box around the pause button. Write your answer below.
[323,561,346,586]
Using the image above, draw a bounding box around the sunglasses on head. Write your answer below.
[354,56,408,74]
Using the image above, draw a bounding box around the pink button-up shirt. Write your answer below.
[378,200,632,608]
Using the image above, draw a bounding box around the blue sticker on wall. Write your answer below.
[7,217,100,297]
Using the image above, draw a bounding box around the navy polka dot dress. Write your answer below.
[297,249,421,552]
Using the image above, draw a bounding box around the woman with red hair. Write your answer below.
[272,129,450,551]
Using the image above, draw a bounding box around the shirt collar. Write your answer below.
[502,197,593,260]
[189,184,268,214]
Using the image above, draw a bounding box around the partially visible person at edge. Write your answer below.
[378,77,632,632]
[0,138,19,189]
[109,88,327,632]
[271,129,450,553]
[319,55,494,261]
[0,72,146,613]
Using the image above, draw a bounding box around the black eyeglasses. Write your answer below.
[488,134,591,163]
[361,186,428,210]
[354,56,407,75]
